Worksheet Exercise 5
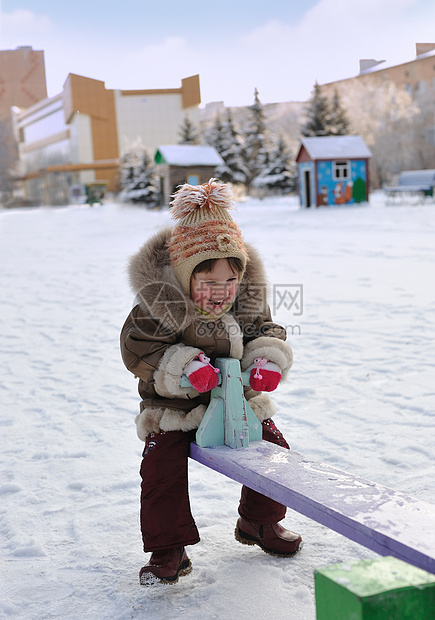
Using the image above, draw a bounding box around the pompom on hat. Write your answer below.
[167,178,248,294]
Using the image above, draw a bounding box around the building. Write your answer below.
[295,136,372,207]
[13,73,201,205]
[320,43,435,177]
[0,47,48,204]
[154,145,224,205]
[0,46,47,120]
[321,43,435,101]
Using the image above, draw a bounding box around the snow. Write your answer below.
[1,193,434,619]
[156,145,224,166]
[299,135,372,159]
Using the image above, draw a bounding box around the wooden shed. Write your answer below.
[154,145,224,205]
[295,136,372,207]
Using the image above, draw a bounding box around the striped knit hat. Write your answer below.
[167,178,248,294]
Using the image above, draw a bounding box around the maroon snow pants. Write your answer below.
[139,418,289,552]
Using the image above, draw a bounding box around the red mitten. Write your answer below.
[184,353,220,393]
[248,357,282,392]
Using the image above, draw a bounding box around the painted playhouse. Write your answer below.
[295,136,372,207]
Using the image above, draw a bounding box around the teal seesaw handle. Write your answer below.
[180,358,261,449]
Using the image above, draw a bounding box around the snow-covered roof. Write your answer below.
[155,145,224,166]
[359,48,435,75]
[299,136,372,160]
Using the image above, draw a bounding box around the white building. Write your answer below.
[14,73,201,205]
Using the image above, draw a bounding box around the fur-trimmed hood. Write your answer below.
[121,227,293,440]
[128,227,270,330]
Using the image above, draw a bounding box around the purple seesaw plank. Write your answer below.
[190,441,435,574]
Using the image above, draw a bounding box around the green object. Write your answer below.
[315,556,435,619]
[352,176,366,203]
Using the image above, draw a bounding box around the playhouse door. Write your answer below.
[304,170,312,208]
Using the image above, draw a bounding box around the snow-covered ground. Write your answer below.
[1,193,434,619]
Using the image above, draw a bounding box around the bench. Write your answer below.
[185,358,435,575]
[384,169,435,204]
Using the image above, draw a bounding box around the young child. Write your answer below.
[120,179,302,585]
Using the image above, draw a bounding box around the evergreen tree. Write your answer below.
[329,89,351,135]
[205,110,249,185]
[301,81,332,137]
[178,115,200,145]
[204,112,227,158]
[252,134,297,193]
[220,109,249,185]
[118,147,160,207]
[243,88,271,188]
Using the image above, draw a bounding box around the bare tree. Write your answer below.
[411,89,435,170]
[334,82,419,187]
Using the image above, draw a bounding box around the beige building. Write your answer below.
[13,72,201,205]
[321,43,435,99]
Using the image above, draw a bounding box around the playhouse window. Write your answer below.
[187,174,200,185]
[333,161,350,180]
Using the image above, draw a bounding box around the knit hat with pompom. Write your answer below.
[167,178,248,294]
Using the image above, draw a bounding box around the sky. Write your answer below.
[0,0,434,107]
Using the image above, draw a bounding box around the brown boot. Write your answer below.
[139,547,192,585]
[235,517,302,556]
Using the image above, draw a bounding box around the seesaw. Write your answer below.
[182,358,435,577]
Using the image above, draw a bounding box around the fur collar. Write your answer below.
[128,227,269,328]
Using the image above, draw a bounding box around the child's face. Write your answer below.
[190,259,239,315]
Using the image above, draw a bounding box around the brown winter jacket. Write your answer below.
[120,228,293,440]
